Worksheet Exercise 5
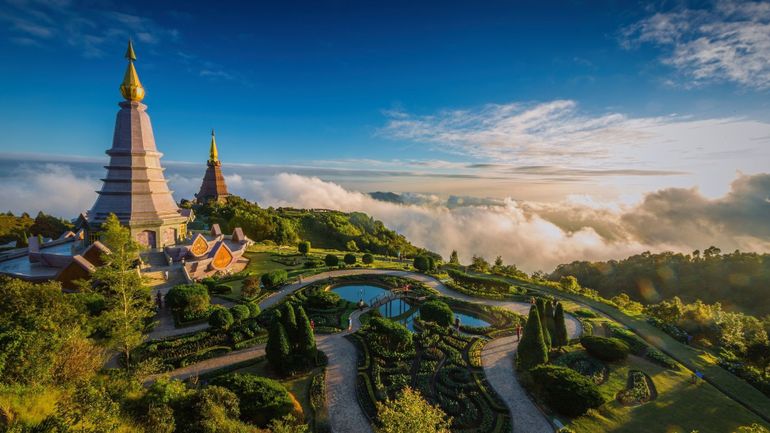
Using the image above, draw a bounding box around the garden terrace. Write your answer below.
[350,309,513,433]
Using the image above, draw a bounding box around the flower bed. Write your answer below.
[617,370,655,405]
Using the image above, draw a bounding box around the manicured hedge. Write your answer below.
[307,291,340,309]
[261,269,288,289]
[447,269,511,292]
[420,300,454,327]
[529,364,605,417]
[209,306,234,330]
[211,373,295,426]
[580,336,630,362]
[230,304,250,322]
[324,254,339,267]
[165,283,210,317]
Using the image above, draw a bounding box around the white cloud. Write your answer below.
[0,163,99,218]
[379,100,770,176]
[622,1,770,89]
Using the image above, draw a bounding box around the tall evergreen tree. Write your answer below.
[554,302,569,348]
[295,305,316,364]
[283,303,298,345]
[91,213,152,369]
[536,298,552,349]
[545,300,557,342]
[517,305,549,370]
[266,322,291,374]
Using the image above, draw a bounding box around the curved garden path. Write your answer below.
[150,269,580,433]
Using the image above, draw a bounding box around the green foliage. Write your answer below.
[209,306,235,331]
[306,290,340,309]
[362,253,374,264]
[266,322,291,375]
[580,336,630,362]
[529,364,605,417]
[536,298,552,349]
[297,240,311,255]
[549,249,770,316]
[344,253,357,265]
[449,250,460,264]
[413,255,435,272]
[324,254,339,267]
[365,317,414,355]
[242,276,261,299]
[420,300,454,327]
[246,302,261,318]
[283,303,298,342]
[446,269,512,293]
[211,373,295,426]
[195,196,429,256]
[91,213,153,369]
[0,211,72,245]
[165,284,211,318]
[261,269,288,289]
[375,387,452,433]
[517,305,548,370]
[346,239,359,252]
[211,283,233,294]
[553,302,569,347]
[230,304,250,322]
[295,305,316,362]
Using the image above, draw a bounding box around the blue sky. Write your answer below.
[1,0,770,201]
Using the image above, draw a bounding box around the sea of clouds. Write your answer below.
[1,160,768,273]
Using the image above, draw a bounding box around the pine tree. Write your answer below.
[536,298,551,349]
[295,305,316,364]
[266,322,291,375]
[545,300,557,342]
[554,302,569,348]
[283,303,298,346]
[517,305,548,370]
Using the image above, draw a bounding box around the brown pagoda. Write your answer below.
[196,130,230,203]
[86,41,187,249]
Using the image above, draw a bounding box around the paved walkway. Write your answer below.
[152,269,580,433]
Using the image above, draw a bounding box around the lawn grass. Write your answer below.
[569,353,767,433]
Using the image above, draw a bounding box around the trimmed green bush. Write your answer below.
[362,253,374,264]
[446,269,510,292]
[324,254,339,267]
[211,373,294,426]
[246,302,261,318]
[529,364,605,417]
[307,291,340,309]
[344,253,356,265]
[298,241,311,255]
[242,276,261,299]
[230,305,250,322]
[165,284,210,317]
[266,322,291,375]
[580,336,630,362]
[261,269,288,290]
[413,256,430,272]
[212,284,232,294]
[209,306,234,331]
[420,300,454,327]
[518,305,548,370]
[553,302,568,347]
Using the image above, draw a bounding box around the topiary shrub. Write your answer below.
[246,302,261,318]
[420,300,454,327]
[210,373,295,426]
[211,284,233,295]
[298,241,311,255]
[580,336,630,362]
[165,284,210,319]
[362,253,374,265]
[261,270,288,290]
[324,254,339,267]
[209,306,234,331]
[344,253,356,265]
[307,291,340,309]
[242,276,261,299]
[529,364,605,417]
[230,305,250,322]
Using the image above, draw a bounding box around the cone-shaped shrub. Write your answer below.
[553,302,568,348]
[296,305,316,363]
[266,322,291,374]
[283,303,298,345]
[517,305,549,370]
[545,300,557,341]
[536,298,551,349]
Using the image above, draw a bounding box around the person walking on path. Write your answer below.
[515,323,522,341]
[348,316,353,331]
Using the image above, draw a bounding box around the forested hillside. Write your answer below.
[0,212,73,247]
[190,196,435,258]
[549,248,770,315]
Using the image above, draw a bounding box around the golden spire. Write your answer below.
[209,129,219,163]
[120,40,145,102]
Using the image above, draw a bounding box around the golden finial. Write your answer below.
[209,129,219,163]
[120,40,145,102]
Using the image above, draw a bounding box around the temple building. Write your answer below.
[165,224,252,280]
[85,41,188,249]
[196,130,230,203]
